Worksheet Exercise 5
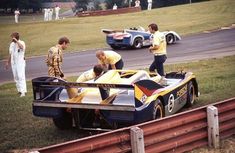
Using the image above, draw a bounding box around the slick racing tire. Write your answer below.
[132,37,143,49]
[153,99,164,120]
[166,34,175,44]
[186,81,195,107]
[110,45,121,50]
[53,110,73,130]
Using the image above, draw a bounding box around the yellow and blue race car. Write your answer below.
[32,70,199,130]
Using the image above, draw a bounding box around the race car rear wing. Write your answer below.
[101,29,124,34]
[32,77,163,113]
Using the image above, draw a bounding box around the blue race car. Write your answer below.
[32,70,198,130]
[102,26,181,49]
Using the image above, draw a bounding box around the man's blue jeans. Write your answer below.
[149,55,167,76]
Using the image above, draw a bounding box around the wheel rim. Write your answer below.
[134,39,142,48]
[153,102,163,119]
[167,35,174,44]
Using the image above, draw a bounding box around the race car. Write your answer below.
[102,26,181,49]
[32,70,198,130]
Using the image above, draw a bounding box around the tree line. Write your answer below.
[74,0,209,11]
[0,0,209,14]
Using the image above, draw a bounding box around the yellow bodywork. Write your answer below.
[66,70,159,104]
[65,70,196,105]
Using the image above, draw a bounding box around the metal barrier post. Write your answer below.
[131,126,145,153]
[207,105,220,148]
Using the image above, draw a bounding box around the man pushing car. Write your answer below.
[96,50,124,70]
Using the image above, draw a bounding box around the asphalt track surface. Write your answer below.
[0,28,235,84]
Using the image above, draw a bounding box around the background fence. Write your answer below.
[32,97,235,153]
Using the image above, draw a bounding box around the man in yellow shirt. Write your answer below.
[96,50,124,70]
[46,37,70,79]
[76,64,106,82]
[148,23,167,76]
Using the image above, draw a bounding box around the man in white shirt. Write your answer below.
[5,32,27,97]
[113,4,117,10]
[147,0,152,10]
[14,9,20,23]
[135,0,140,7]
[55,5,61,20]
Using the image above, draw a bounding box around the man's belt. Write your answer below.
[154,53,166,56]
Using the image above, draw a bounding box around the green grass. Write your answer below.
[165,56,235,108]
[0,56,235,153]
[189,136,235,153]
[0,0,235,59]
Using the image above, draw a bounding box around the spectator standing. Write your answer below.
[55,5,61,20]
[14,9,20,23]
[148,23,167,76]
[147,0,152,10]
[5,32,27,97]
[135,0,141,7]
[48,8,53,21]
[46,37,70,79]
[96,50,124,70]
[44,8,49,21]
[113,4,117,10]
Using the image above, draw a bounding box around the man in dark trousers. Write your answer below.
[148,23,167,77]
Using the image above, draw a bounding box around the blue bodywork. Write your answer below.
[103,27,181,49]
[106,29,152,49]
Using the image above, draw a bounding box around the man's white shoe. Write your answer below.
[20,92,25,97]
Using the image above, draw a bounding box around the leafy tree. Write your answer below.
[94,1,102,10]
[74,0,91,11]
[0,0,41,13]
[105,0,128,9]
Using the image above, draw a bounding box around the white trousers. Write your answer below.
[15,15,18,23]
[44,14,48,21]
[148,2,152,10]
[55,12,59,20]
[12,62,27,93]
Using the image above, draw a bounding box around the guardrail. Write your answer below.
[31,97,235,153]
[76,7,141,17]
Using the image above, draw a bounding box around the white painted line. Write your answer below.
[221,27,231,30]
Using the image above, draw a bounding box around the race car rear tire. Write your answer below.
[53,110,73,130]
[132,37,143,49]
[110,45,121,50]
[153,99,164,120]
[166,34,175,44]
[186,81,195,107]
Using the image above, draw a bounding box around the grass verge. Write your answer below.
[0,0,235,59]
[0,55,234,152]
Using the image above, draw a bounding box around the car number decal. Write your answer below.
[168,94,174,112]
